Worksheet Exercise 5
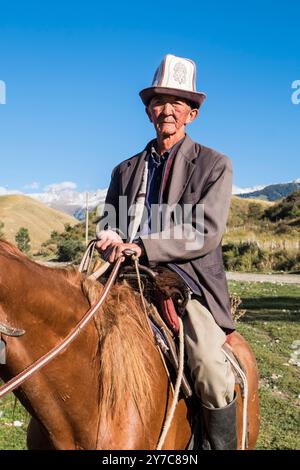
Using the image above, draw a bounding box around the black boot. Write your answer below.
[201,394,237,450]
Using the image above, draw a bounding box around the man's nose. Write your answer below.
[162,102,174,113]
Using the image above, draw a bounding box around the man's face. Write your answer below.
[146,95,198,138]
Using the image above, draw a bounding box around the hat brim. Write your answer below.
[139,86,206,108]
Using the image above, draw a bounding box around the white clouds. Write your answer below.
[43,181,77,193]
[0,186,21,195]
[232,185,244,194]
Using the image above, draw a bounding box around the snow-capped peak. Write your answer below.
[232,184,267,195]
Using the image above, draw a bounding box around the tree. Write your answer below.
[41,207,98,262]
[0,221,5,239]
[15,227,31,253]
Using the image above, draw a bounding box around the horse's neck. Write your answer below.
[12,317,101,448]
[2,265,102,449]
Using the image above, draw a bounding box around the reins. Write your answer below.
[0,256,123,400]
[0,242,186,449]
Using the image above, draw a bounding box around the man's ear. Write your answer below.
[185,108,199,125]
[145,106,153,123]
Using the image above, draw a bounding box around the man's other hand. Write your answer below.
[96,233,143,263]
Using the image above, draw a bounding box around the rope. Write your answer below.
[78,240,111,281]
[222,349,249,450]
[78,239,96,273]
[132,258,184,450]
[156,316,184,450]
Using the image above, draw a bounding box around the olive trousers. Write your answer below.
[183,298,235,409]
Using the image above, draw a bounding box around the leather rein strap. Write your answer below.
[0,257,123,399]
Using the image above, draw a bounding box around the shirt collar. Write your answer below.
[150,136,185,163]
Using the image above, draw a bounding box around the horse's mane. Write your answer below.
[0,239,82,284]
[0,239,28,258]
[82,277,157,426]
[0,240,157,426]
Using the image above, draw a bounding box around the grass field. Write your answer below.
[230,281,300,450]
[0,280,299,450]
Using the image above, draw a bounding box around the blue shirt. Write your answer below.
[139,139,202,297]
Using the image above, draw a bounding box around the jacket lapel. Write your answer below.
[121,145,150,210]
[167,134,197,206]
[120,135,197,210]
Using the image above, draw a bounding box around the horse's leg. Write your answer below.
[27,417,55,450]
[227,332,260,449]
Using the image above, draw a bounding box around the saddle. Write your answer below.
[118,264,193,397]
[118,264,246,400]
[119,264,189,331]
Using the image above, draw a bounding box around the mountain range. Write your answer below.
[28,188,107,220]
[23,180,299,219]
[236,180,300,201]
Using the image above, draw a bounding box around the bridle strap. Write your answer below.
[78,239,96,274]
[0,257,123,399]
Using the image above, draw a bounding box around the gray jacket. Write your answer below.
[100,134,235,331]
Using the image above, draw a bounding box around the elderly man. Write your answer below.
[96,54,236,450]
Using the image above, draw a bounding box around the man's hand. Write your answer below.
[98,241,142,263]
[96,229,123,251]
[96,231,143,263]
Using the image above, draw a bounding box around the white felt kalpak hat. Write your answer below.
[139,54,206,109]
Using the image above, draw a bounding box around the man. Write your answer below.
[96,54,236,450]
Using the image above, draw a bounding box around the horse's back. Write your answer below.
[227,331,260,449]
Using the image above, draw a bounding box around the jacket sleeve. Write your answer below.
[140,155,232,263]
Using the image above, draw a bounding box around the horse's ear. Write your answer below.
[0,304,25,336]
[81,277,103,307]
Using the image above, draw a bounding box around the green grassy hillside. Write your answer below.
[223,192,300,272]
[225,194,299,248]
[0,195,78,252]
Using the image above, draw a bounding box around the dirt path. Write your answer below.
[226,272,300,285]
[38,260,300,285]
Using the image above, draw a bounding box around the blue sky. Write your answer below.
[0,0,299,194]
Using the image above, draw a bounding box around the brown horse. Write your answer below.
[0,240,259,449]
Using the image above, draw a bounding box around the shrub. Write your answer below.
[264,189,300,222]
[248,202,264,220]
[56,238,85,262]
[222,242,295,272]
[15,227,31,253]
[273,251,300,272]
